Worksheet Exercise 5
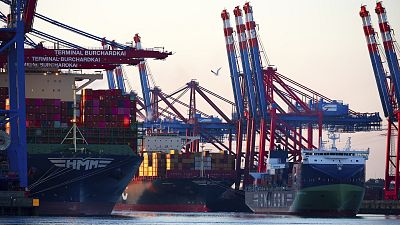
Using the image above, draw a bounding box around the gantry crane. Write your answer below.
[360,2,400,200]
[0,0,37,188]
[0,0,172,188]
[222,2,382,188]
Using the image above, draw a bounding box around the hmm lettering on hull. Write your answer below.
[49,158,113,170]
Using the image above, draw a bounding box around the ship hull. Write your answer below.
[114,178,234,212]
[292,184,364,216]
[245,162,366,216]
[246,184,364,216]
[28,144,142,216]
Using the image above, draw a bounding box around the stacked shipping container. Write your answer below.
[79,89,137,146]
[139,152,166,177]
[137,151,236,179]
[2,87,138,147]
[80,89,134,128]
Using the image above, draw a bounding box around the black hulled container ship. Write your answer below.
[245,133,369,216]
[114,130,236,212]
[1,72,142,216]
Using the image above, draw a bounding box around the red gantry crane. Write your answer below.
[221,2,381,188]
[360,2,400,200]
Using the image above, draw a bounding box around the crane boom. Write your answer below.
[375,2,400,109]
[134,34,153,121]
[221,10,245,119]
[243,2,268,118]
[360,5,393,118]
[233,6,257,117]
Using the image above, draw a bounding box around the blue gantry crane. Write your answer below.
[0,0,37,188]
[0,0,172,189]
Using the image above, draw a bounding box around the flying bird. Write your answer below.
[211,67,222,76]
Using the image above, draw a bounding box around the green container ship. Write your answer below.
[245,135,369,216]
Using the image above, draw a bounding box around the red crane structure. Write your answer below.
[360,2,400,200]
[221,2,381,188]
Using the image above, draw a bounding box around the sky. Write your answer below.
[2,0,400,178]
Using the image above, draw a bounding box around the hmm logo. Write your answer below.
[49,158,113,170]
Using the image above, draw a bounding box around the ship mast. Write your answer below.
[328,131,340,150]
[61,74,98,152]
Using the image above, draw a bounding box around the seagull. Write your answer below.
[211,67,222,76]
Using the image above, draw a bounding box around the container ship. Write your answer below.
[245,133,369,216]
[0,71,142,216]
[114,130,236,212]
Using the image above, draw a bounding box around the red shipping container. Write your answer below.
[92,115,99,122]
[111,108,118,115]
[92,107,99,115]
[117,115,124,122]
[123,116,130,127]
[54,114,61,121]
[99,107,106,114]
[93,99,99,107]
[98,115,105,121]
[39,107,47,114]
[117,108,124,115]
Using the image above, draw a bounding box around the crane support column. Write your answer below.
[5,0,27,187]
[243,2,268,172]
[234,118,243,189]
[114,66,125,94]
[101,40,116,89]
[232,6,260,177]
[374,2,400,200]
[16,2,27,187]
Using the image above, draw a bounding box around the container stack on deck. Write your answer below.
[81,89,133,128]
[79,88,137,146]
[116,147,237,212]
[139,152,166,177]
[3,87,138,146]
[166,152,235,179]
[137,151,235,179]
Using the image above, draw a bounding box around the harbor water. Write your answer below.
[1,212,400,225]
